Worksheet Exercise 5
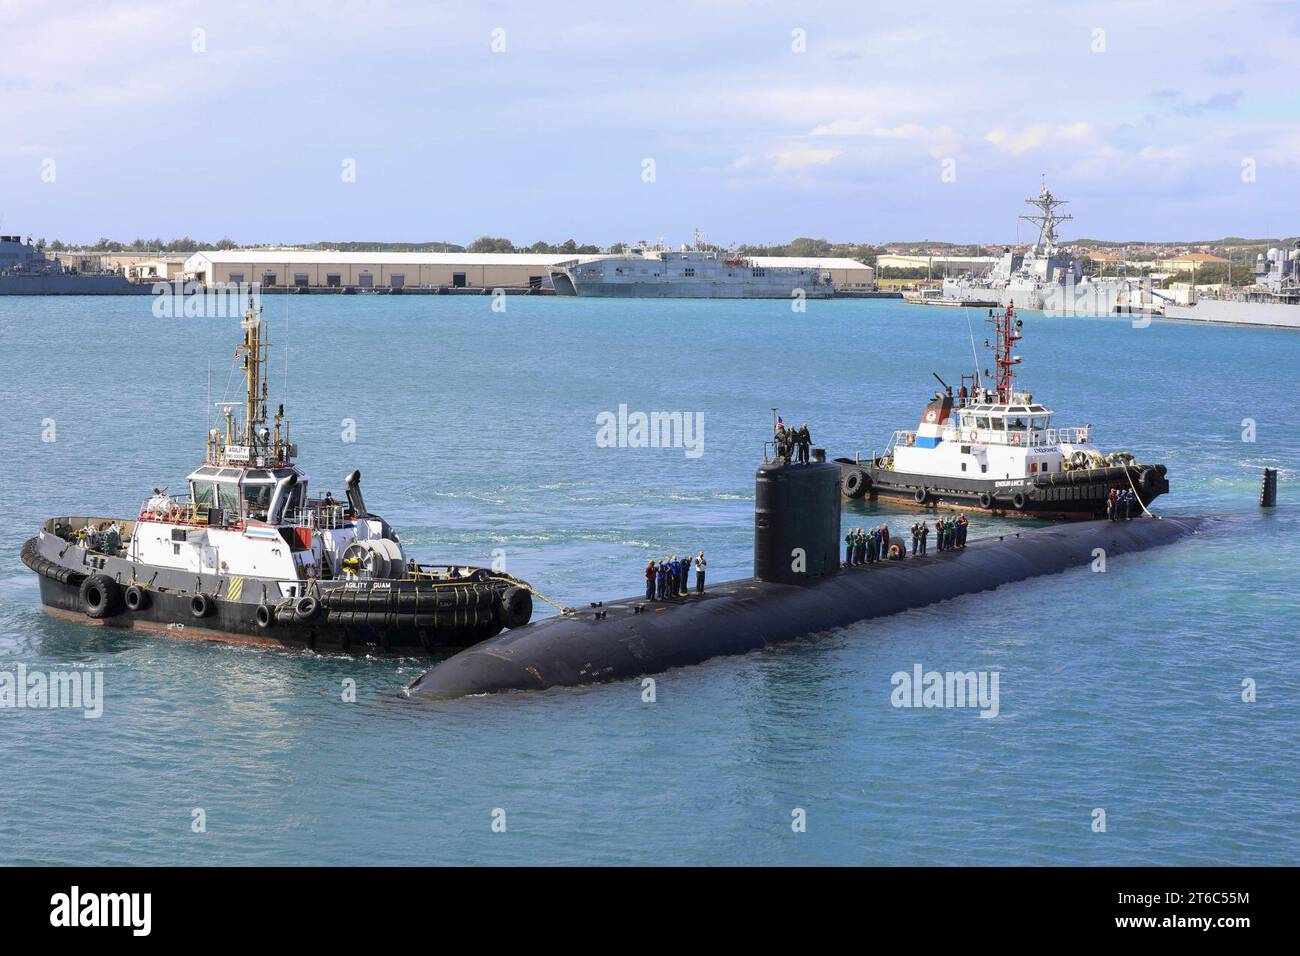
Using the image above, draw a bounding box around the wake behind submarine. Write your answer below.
[408,446,1203,701]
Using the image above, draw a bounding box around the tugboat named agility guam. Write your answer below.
[836,306,1169,519]
[21,303,535,652]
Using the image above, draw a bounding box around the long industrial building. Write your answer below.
[183,250,873,292]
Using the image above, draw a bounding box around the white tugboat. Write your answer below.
[22,304,536,652]
[835,306,1169,518]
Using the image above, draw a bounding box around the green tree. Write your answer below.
[467,236,515,253]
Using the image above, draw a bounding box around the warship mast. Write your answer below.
[1019,177,1073,256]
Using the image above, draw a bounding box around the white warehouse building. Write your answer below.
[183,250,874,292]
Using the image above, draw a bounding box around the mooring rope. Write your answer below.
[1122,461,1159,519]
[487,576,576,615]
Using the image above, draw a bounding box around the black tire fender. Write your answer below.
[294,595,320,622]
[498,586,533,629]
[190,593,213,618]
[255,604,275,629]
[841,470,867,499]
[124,584,149,612]
[978,492,994,509]
[80,574,120,619]
[1012,492,1027,510]
[914,487,929,505]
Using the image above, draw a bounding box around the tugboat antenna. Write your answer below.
[964,309,982,388]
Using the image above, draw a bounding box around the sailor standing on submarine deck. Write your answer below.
[694,551,706,594]
[645,559,656,601]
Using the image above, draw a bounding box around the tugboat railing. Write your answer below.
[890,425,1092,451]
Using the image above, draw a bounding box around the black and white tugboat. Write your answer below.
[22,304,536,652]
[835,306,1169,519]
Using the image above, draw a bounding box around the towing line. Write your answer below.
[488,576,576,616]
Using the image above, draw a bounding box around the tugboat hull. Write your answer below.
[23,536,529,654]
[835,458,1169,520]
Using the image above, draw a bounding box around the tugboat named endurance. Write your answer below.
[835,306,1169,519]
[22,304,536,652]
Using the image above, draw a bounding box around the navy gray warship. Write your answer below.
[1161,239,1300,329]
[549,235,835,299]
[941,182,1137,315]
[0,235,151,294]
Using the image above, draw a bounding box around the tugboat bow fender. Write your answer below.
[21,537,86,587]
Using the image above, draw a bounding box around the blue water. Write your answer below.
[1,296,1296,866]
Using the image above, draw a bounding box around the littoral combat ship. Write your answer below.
[835,305,1169,518]
[549,234,835,299]
[22,304,535,651]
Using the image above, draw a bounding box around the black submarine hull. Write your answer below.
[408,515,1203,700]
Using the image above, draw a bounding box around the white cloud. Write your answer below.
[984,123,1093,154]
[768,145,844,170]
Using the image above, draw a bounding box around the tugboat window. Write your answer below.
[192,482,216,510]
[243,483,274,521]
[217,482,240,518]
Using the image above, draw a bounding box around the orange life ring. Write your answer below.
[1010,433,1022,446]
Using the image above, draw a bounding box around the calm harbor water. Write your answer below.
[1,294,1296,866]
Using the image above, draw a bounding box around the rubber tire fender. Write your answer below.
[124,584,150,612]
[255,604,275,629]
[1012,492,1027,510]
[294,595,320,622]
[190,593,214,618]
[977,492,994,509]
[80,574,121,619]
[914,487,929,505]
[841,470,867,499]
[498,586,534,630]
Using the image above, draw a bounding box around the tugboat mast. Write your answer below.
[988,305,1022,403]
[242,303,268,452]
[207,302,292,468]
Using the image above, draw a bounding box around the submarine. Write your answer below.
[408,447,1203,701]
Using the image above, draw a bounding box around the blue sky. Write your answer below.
[2,0,1298,246]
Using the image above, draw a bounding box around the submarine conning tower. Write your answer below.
[754,446,841,584]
